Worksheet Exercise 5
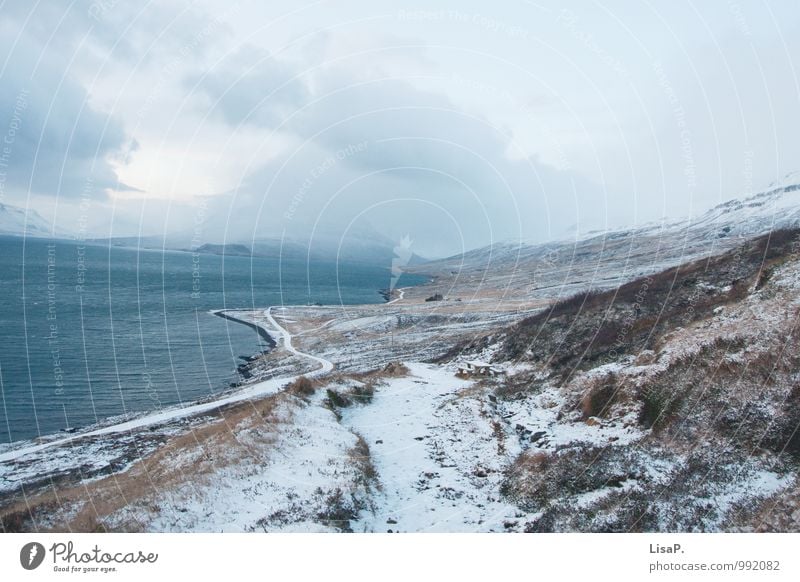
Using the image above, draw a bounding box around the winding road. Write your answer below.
[263,307,334,376]
[386,288,406,305]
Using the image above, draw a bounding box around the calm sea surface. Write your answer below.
[0,236,422,443]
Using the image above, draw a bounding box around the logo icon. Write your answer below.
[20,542,46,570]
[390,235,414,291]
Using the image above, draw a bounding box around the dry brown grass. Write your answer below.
[347,435,379,489]
[286,375,316,396]
[0,392,290,532]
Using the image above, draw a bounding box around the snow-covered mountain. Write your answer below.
[0,202,53,237]
[412,183,800,302]
[460,182,800,265]
[684,182,800,237]
[390,180,800,324]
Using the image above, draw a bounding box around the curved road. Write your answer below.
[386,288,406,305]
[264,306,333,376]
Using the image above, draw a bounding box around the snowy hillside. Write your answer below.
[430,182,800,270]
[3,190,800,533]
[404,183,800,311]
[0,202,53,237]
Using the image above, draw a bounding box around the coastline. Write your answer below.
[212,309,278,349]
[1,279,420,455]
[0,308,331,465]
[0,275,454,504]
[212,309,278,380]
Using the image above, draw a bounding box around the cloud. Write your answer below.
[188,45,310,129]
[1,0,232,65]
[0,18,137,200]
[193,57,611,255]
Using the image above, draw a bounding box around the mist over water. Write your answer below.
[0,236,423,443]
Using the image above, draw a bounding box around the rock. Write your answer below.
[375,439,383,444]
[530,431,547,443]
[386,518,397,524]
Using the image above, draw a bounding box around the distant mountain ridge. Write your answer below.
[430,181,800,269]
[91,231,429,267]
[0,202,52,237]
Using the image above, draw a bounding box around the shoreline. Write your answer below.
[0,308,333,464]
[0,272,428,462]
[212,309,278,349]
[1,284,415,455]
[212,309,278,380]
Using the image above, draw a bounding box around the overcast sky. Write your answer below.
[1,0,799,256]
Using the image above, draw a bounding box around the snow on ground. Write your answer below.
[7,216,800,531]
[135,395,366,533]
[102,361,534,532]
[0,375,290,465]
[342,363,529,532]
[329,315,396,333]
[500,383,644,450]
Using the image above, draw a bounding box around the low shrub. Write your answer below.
[349,435,379,486]
[316,488,358,532]
[286,376,315,397]
[326,388,352,409]
[637,384,683,430]
[350,381,375,404]
[580,377,621,419]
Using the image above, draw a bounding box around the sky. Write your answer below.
[1,0,799,257]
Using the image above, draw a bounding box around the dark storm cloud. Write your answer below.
[0,29,136,198]
[197,60,609,255]
[187,46,310,128]
[0,1,235,201]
